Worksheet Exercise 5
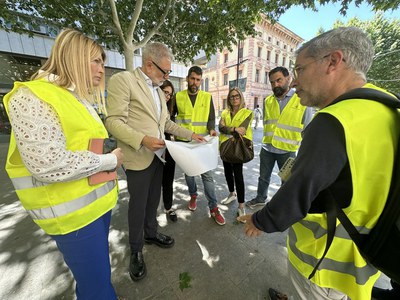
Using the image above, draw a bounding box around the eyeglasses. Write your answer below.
[152,61,172,77]
[163,90,172,98]
[229,94,241,100]
[293,53,331,79]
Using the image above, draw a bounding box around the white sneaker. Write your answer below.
[237,207,246,223]
[221,194,236,205]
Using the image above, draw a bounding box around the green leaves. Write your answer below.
[1,0,398,71]
[179,272,192,291]
[332,12,400,93]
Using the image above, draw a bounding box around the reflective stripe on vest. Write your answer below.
[175,90,211,140]
[25,180,116,220]
[288,227,377,285]
[262,93,306,151]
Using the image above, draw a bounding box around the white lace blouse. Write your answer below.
[7,86,117,183]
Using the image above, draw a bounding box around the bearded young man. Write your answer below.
[174,66,226,226]
[246,66,313,209]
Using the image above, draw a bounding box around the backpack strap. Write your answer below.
[333,88,400,108]
[308,87,400,279]
[308,188,337,279]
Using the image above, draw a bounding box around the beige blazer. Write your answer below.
[105,69,193,170]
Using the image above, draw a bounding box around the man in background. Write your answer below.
[246,66,313,209]
[174,66,225,226]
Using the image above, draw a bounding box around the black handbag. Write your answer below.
[220,134,254,163]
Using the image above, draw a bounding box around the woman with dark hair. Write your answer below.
[219,87,253,220]
[160,80,178,222]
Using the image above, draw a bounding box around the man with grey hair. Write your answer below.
[105,42,204,281]
[239,26,400,299]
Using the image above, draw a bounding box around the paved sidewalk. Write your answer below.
[0,127,390,300]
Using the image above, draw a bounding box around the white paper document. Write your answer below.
[165,135,218,176]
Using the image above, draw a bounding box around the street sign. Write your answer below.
[229,78,247,92]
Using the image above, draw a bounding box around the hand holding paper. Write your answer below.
[165,135,218,176]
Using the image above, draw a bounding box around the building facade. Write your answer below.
[201,15,303,115]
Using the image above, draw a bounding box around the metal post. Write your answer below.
[236,40,240,88]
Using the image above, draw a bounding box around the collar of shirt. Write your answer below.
[138,68,162,123]
[38,70,76,91]
[276,88,295,101]
[138,68,160,88]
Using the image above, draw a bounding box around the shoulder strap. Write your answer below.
[332,88,400,108]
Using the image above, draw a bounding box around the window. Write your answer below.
[264,71,269,84]
[268,36,272,42]
[224,53,228,63]
[282,57,286,67]
[267,50,271,61]
[284,44,287,50]
[275,54,279,64]
[255,70,260,83]
[254,97,259,107]
[205,78,209,92]
[276,40,280,46]
[223,74,228,85]
[257,47,262,58]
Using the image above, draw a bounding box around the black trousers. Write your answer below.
[126,156,164,252]
[162,149,176,210]
[222,160,245,203]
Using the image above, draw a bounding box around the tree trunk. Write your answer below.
[124,46,134,72]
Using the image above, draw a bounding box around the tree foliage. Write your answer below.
[0,0,398,71]
[333,13,400,93]
[263,0,399,19]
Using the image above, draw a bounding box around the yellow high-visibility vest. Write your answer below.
[4,79,118,235]
[262,93,306,151]
[219,108,253,144]
[288,84,400,300]
[175,90,211,141]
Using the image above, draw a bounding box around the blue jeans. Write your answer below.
[255,147,296,201]
[185,170,218,210]
[50,210,116,300]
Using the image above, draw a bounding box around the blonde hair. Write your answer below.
[32,28,107,114]
[226,87,245,111]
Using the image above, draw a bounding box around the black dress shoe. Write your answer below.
[166,210,178,222]
[129,252,146,281]
[268,288,288,300]
[144,232,175,248]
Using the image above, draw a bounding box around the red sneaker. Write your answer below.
[210,207,225,225]
[188,195,197,211]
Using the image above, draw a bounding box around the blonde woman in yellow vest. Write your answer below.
[219,87,253,220]
[4,29,123,300]
[238,27,398,300]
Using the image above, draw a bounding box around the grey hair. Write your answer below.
[296,27,374,81]
[142,42,174,64]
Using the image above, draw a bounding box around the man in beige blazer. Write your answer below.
[105,42,204,282]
